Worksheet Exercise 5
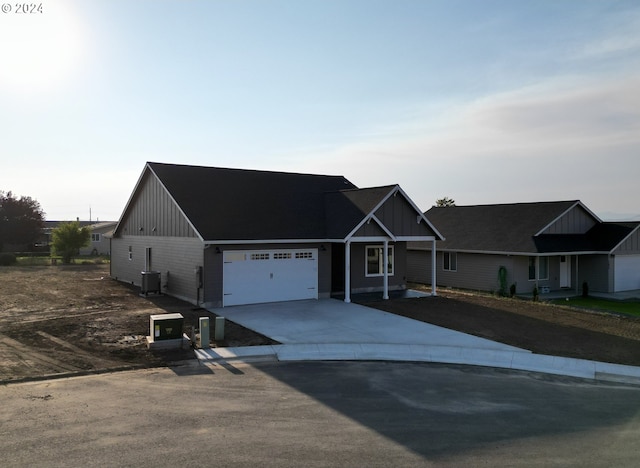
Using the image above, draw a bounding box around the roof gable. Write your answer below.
[326,185,442,241]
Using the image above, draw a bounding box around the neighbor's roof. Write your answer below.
[425,201,582,253]
[424,201,640,254]
[147,162,356,240]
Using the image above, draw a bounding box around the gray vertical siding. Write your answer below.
[118,172,197,239]
[111,236,204,304]
[542,205,597,234]
[613,228,640,254]
[375,194,438,237]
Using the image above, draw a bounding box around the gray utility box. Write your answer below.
[141,271,161,295]
[150,313,184,341]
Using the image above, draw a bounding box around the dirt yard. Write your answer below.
[1,265,640,383]
[359,286,640,366]
[0,264,276,383]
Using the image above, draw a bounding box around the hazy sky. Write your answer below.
[1,0,639,221]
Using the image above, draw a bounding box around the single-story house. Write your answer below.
[80,221,117,256]
[110,162,443,307]
[407,200,640,295]
[40,220,117,255]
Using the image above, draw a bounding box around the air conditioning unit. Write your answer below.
[141,271,161,295]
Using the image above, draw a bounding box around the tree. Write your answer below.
[0,191,45,251]
[51,221,91,264]
[435,197,456,207]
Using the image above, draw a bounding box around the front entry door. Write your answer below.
[560,255,571,288]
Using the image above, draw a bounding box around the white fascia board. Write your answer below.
[394,185,445,241]
[343,186,397,241]
[204,238,333,245]
[407,246,607,256]
[534,201,602,236]
[113,164,151,237]
[395,236,437,241]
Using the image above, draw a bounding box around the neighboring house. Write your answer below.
[110,162,443,307]
[80,221,117,256]
[408,200,640,295]
[41,220,117,255]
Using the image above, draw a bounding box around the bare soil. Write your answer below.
[0,264,276,383]
[358,286,640,366]
[1,266,639,383]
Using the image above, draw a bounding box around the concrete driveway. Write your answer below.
[208,298,522,351]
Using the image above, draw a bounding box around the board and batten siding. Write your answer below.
[542,205,597,234]
[613,228,640,255]
[118,172,197,239]
[375,194,436,237]
[111,236,203,304]
[348,242,407,294]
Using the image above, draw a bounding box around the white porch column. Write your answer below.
[344,241,351,303]
[383,241,389,300]
[431,239,437,296]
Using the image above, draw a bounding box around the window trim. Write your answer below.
[365,245,395,277]
[91,233,101,242]
[443,252,457,272]
[528,256,549,281]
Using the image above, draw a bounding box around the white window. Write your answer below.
[366,245,394,277]
[91,233,101,242]
[528,256,549,280]
[128,246,133,261]
[443,252,457,272]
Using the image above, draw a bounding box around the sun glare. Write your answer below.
[0,2,85,93]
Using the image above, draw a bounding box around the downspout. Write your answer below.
[575,256,580,296]
[344,240,351,303]
[431,239,437,296]
[383,240,389,300]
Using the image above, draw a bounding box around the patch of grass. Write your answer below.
[16,255,110,266]
[553,297,640,317]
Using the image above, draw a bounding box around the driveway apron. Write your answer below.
[207,299,523,352]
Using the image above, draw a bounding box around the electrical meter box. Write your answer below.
[149,313,184,341]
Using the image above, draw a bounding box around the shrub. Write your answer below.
[532,286,539,302]
[509,283,517,298]
[0,253,17,266]
[582,281,589,298]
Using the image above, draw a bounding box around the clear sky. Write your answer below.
[1,0,639,221]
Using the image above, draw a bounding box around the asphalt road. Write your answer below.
[1,361,640,467]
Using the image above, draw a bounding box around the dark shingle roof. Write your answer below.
[148,162,356,240]
[425,201,639,254]
[426,201,579,253]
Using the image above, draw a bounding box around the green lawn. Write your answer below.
[552,297,640,317]
[16,255,110,266]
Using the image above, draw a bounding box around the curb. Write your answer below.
[195,343,640,385]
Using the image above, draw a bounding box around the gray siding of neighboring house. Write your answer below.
[111,235,203,303]
[117,172,197,239]
[577,254,610,292]
[202,242,332,308]
[542,205,598,234]
[613,228,640,255]
[80,225,115,256]
[408,250,563,295]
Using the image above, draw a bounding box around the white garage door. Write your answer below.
[223,249,318,306]
[614,255,640,292]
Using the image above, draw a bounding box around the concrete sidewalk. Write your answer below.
[201,298,640,384]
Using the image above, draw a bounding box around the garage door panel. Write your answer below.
[223,249,318,306]
[615,255,640,292]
